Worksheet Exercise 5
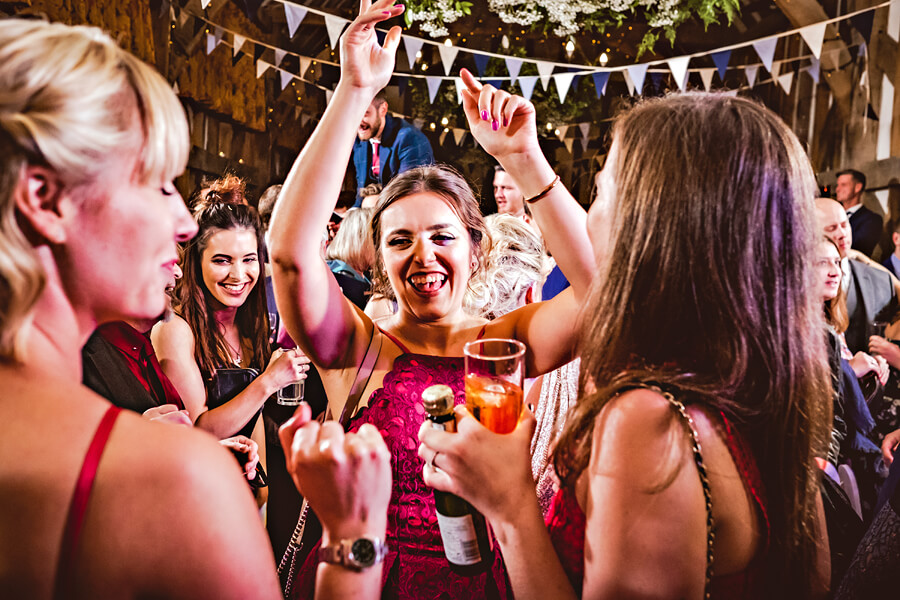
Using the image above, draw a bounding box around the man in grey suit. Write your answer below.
[817,198,897,353]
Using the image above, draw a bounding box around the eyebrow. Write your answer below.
[211,252,257,259]
[386,224,456,235]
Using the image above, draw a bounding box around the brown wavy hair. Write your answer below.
[368,165,490,303]
[174,201,271,381]
[553,92,831,596]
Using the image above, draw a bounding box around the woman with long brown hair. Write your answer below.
[153,201,309,440]
[419,87,834,597]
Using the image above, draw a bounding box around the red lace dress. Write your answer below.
[545,413,769,599]
[294,334,511,599]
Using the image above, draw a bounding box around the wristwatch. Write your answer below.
[318,536,388,571]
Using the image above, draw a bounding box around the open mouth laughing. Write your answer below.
[408,272,447,294]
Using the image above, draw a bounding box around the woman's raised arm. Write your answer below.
[459,70,595,376]
[269,0,403,370]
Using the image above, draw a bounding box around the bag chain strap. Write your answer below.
[655,386,715,599]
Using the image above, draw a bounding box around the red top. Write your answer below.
[54,404,122,599]
[545,411,769,599]
[95,322,185,411]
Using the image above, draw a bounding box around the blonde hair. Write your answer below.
[469,214,549,319]
[325,207,375,276]
[0,19,189,361]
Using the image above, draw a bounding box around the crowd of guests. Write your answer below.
[6,1,900,598]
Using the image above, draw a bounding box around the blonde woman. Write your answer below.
[0,20,281,598]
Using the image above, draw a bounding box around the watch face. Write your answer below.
[349,538,377,567]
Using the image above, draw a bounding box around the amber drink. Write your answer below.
[463,339,526,434]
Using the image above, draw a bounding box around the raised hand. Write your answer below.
[339,0,405,92]
[280,403,391,540]
[459,68,540,162]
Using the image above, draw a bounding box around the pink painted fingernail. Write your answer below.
[383,10,391,15]
[481,110,489,121]
[492,120,499,131]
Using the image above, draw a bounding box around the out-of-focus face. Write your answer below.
[587,144,618,264]
[835,174,862,206]
[358,100,387,141]
[817,240,842,302]
[816,198,852,258]
[379,192,475,323]
[200,227,260,310]
[64,139,197,324]
[493,171,525,217]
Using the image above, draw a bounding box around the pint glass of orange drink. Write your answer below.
[463,339,526,434]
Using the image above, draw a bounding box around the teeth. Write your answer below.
[411,274,444,284]
[222,283,245,291]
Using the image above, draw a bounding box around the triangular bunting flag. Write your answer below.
[650,72,665,92]
[770,61,782,80]
[667,56,691,91]
[554,72,576,103]
[808,56,820,85]
[173,81,179,94]
[213,27,224,45]
[205,33,217,55]
[177,9,190,27]
[256,60,270,78]
[745,65,759,87]
[233,34,246,57]
[536,61,554,91]
[301,114,311,127]
[438,44,459,76]
[623,69,636,96]
[274,49,287,67]
[425,77,442,103]
[563,138,574,154]
[232,50,245,67]
[201,0,211,9]
[486,79,503,90]
[280,70,293,90]
[710,49,731,80]
[557,125,569,141]
[453,129,466,145]
[625,63,649,95]
[578,122,590,139]
[777,71,794,95]
[324,15,346,49]
[752,38,777,73]
[454,77,464,104]
[591,71,610,97]
[851,10,875,42]
[505,58,523,85]
[403,36,424,70]
[798,22,826,59]
[473,54,490,77]
[254,44,265,63]
[284,4,308,38]
[518,75,538,101]
[580,137,589,153]
[325,89,333,104]
[299,57,311,78]
[698,68,715,91]
[858,41,868,58]
[439,130,448,146]
[866,103,879,120]
[294,106,301,120]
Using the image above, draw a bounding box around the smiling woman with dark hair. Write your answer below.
[153,201,310,441]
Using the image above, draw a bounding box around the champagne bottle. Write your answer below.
[422,384,492,575]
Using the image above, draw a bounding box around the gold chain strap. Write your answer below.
[623,383,715,598]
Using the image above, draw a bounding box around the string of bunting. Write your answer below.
[183,0,891,151]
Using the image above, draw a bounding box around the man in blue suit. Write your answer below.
[351,93,433,205]
[837,169,883,258]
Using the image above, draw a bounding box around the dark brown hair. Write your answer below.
[174,202,271,381]
[553,92,830,596]
[368,165,490,302]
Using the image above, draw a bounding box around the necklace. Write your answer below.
[224,337,242,367]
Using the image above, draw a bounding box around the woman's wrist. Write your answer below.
[496,150,557,199]
[321,518,388,546]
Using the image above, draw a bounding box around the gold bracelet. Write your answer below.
[524,174,561,204]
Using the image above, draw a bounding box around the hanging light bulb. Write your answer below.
[441,116,449,126]
[599,52,608,66]
[546,122,554,130]
[415,50,423,60]
[501,35,510,49]
[444,39,452,47]
[565,39,575,59]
